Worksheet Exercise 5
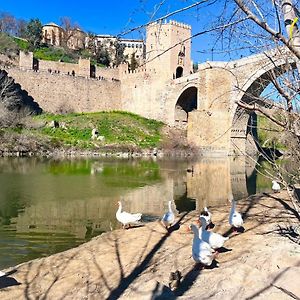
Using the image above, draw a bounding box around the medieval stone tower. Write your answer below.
[145,20,193,80]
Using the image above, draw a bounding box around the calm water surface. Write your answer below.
[0,156,274,269]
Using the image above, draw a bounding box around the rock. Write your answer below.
[97,135,105,142]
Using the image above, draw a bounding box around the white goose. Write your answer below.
[0,271,6,277]
[272,180,281,193]
[199,217,228,249]
[161,200,175,229]
[116,201,142,229]
[229,199,244,231]
[199,207,212,228]
[190,224,215,267]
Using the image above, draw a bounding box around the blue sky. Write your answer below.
[1,0,234,63]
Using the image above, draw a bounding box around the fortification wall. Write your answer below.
[95,65,121,80]
[7,68,122,113]
[38,60,79,75]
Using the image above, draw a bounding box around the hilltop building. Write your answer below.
[42,23,145,65]
[87,34,145,65]
[42,22,63,47]
[42,22,86,50]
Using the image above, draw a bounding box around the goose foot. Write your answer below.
[231,226,238,234]
[208,222,215,230]
[196,263,205,270]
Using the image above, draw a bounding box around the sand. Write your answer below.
[0,191,299,300]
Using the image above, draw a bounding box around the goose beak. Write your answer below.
[186,226,192,233]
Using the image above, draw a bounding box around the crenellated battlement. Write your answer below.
[122,67,157,75]
[168,20,191,30]
[148,19,191,30]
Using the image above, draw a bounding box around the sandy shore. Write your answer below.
[0,191,299,300]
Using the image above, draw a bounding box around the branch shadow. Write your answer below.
[106,212,188,300]
[0,276,21,289]
[245,262,300,300]
[263,192,300,222]
[174,260,219,298]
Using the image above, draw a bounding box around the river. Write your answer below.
[0,156,274,269]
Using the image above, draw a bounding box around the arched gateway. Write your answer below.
[174,86,197,128]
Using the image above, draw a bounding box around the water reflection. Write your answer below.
[0,156,264,269]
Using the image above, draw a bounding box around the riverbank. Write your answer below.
[0,191,299,299]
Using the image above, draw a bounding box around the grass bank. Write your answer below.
[0,111,166,155]
[34,111,164,149]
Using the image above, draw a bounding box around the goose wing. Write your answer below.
[0,271,6,277]
[232,212,243,227]
[162,211,175,223]
[117,211,142,224]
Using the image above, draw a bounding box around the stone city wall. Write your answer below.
[38,60,79,75]
[7,68,122,113]
[95,63,128,81]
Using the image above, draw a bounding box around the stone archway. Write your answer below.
[174,86,197,128]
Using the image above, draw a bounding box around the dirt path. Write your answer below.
[0,192,299,300]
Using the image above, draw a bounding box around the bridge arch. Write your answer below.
[174,84,198,127]
[230,53,295,155]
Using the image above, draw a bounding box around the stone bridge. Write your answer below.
[152,48,294,156]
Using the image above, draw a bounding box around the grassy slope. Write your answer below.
[33,47,77,63]
[29,111,164,150]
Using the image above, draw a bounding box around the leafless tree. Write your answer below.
[0,12,17,36]
[60,16,81,49]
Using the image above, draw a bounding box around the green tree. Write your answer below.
[60,16,81,49]
[113,40,127,66]
[0,12,17,36]
[129,52,138,71]
[25,18,42,50]
[95,44,111,66]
